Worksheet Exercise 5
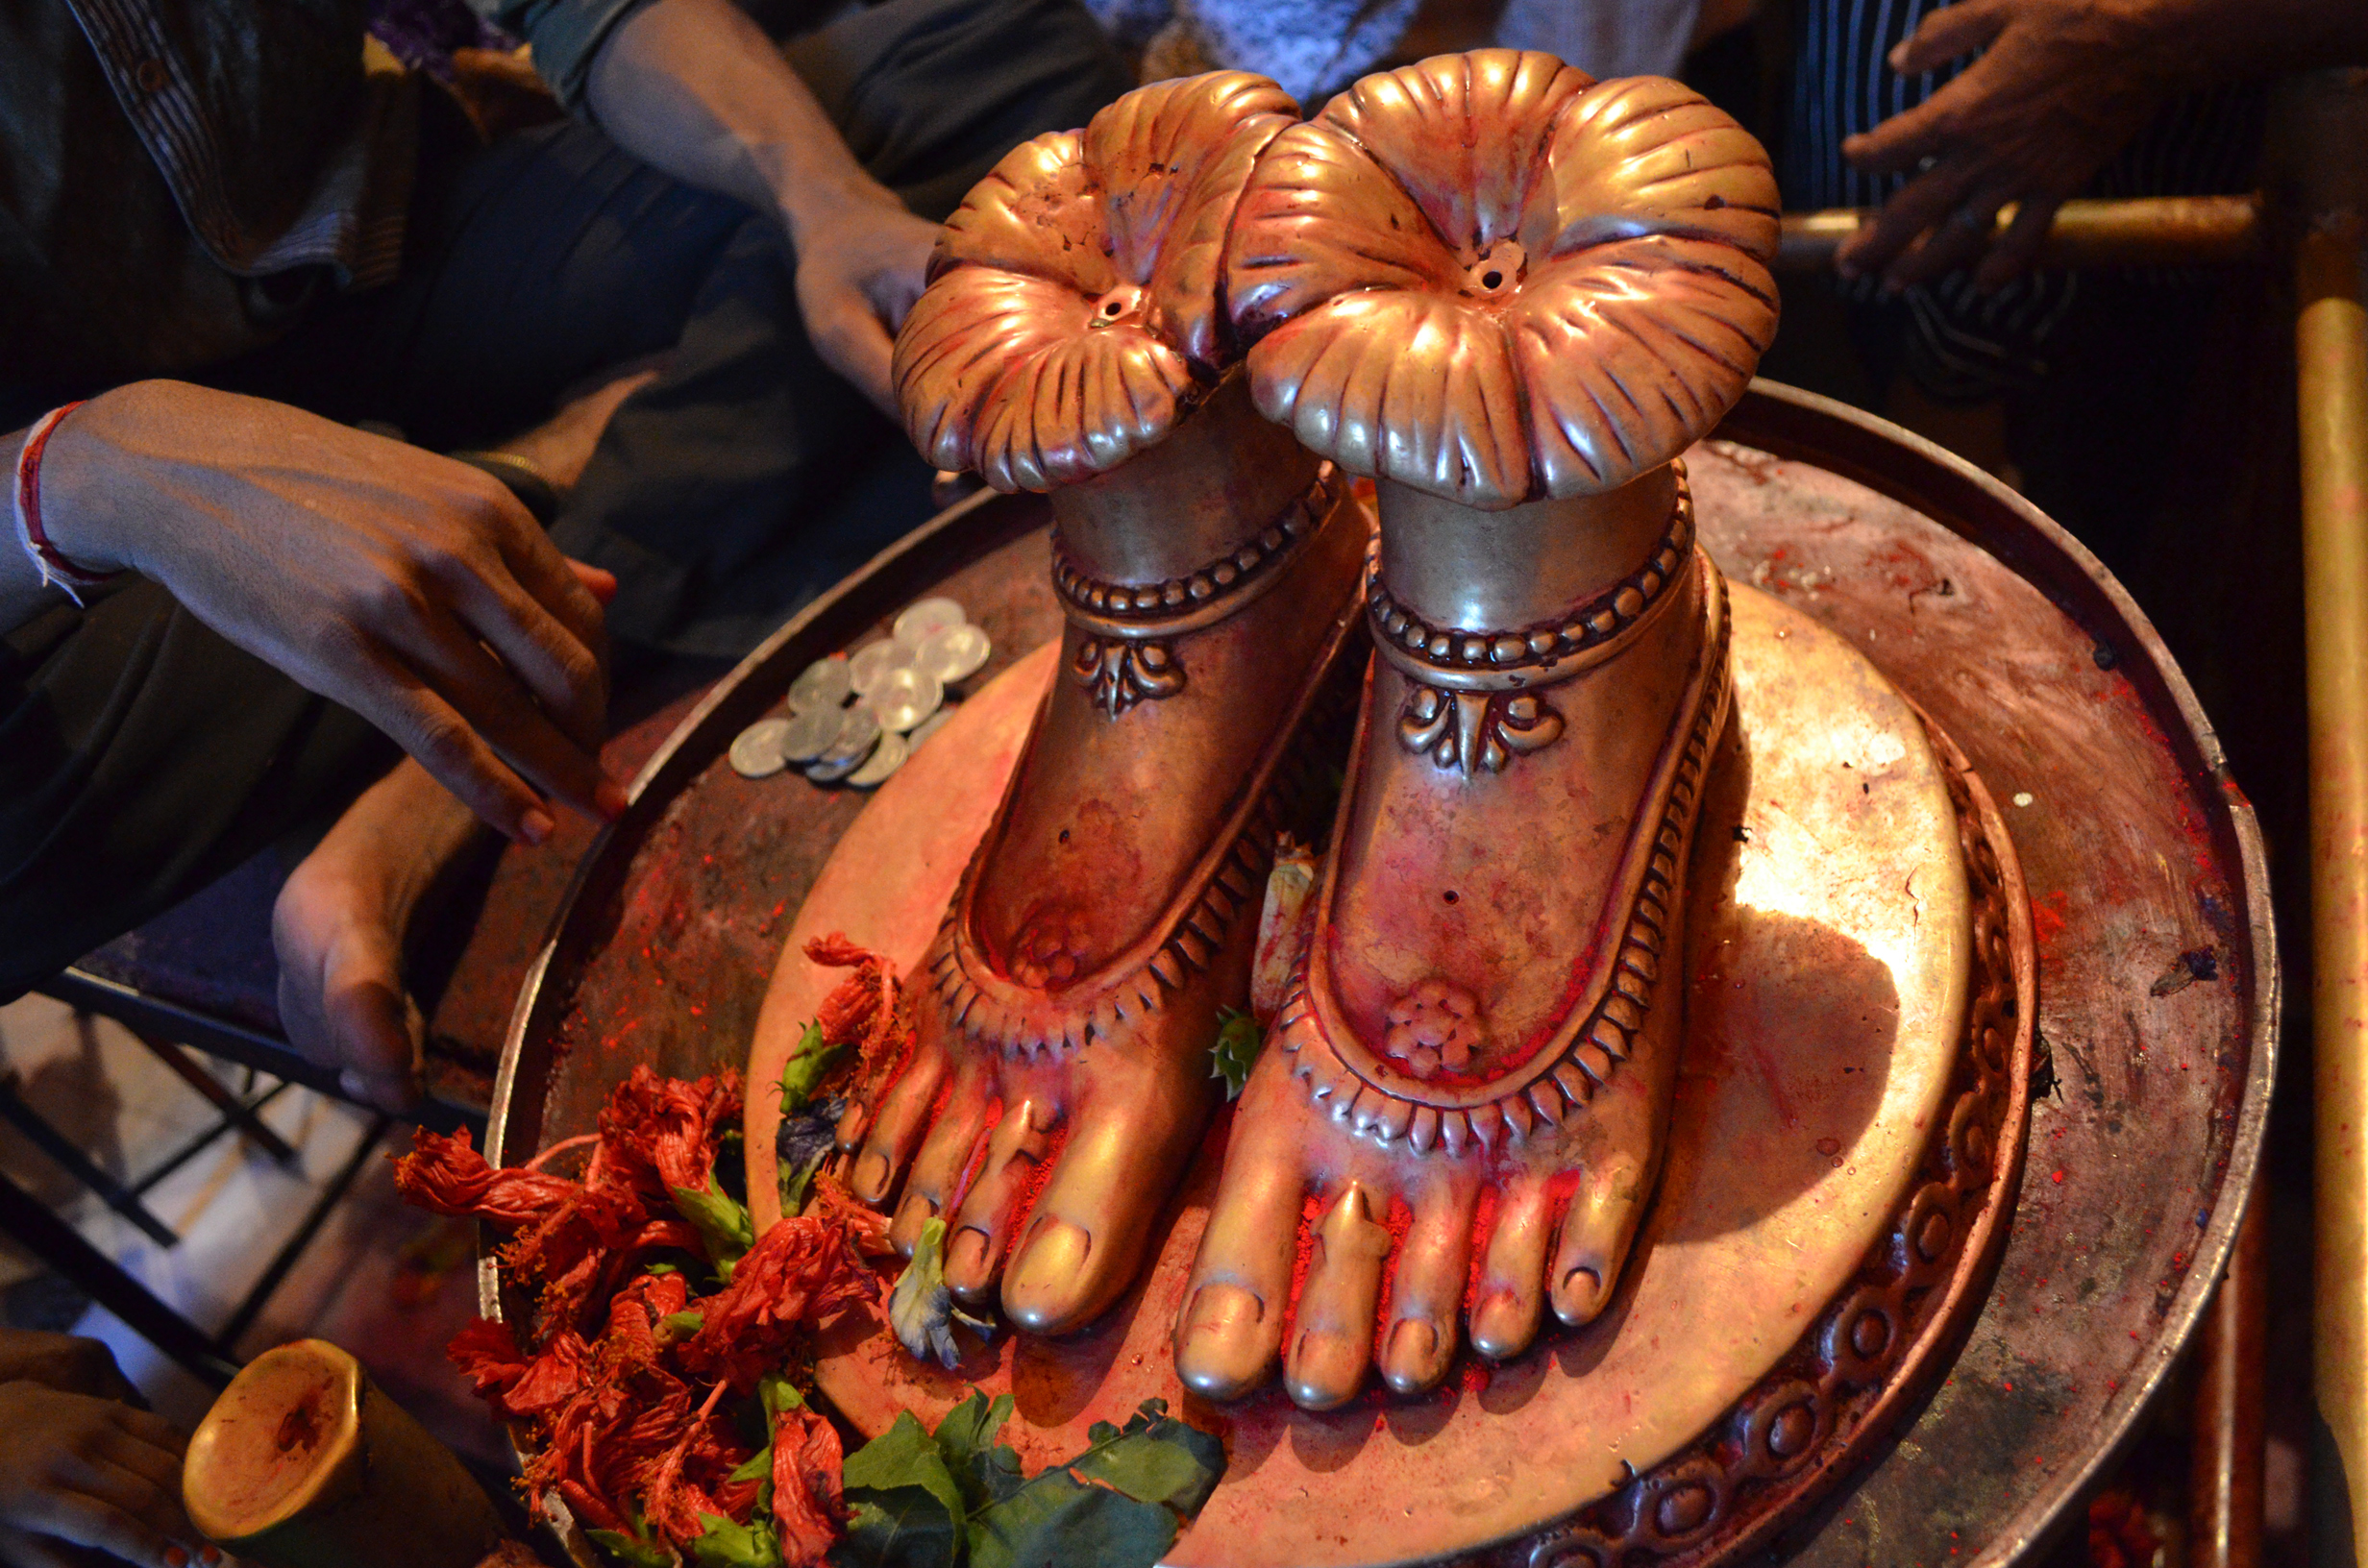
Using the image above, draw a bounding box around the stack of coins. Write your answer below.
[728,595,994,788]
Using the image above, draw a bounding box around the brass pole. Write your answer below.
[2191,1170,2267,1568]
[2302,179,2368,1565]
[1775,193,2264,272]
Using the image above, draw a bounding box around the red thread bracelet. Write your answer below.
[12,401,116,603]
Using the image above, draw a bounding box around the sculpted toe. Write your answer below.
[1379,1317,1448,1396]
[890,1189,940,1256]
[1285,1330,1369,1411]
[1001,1216,1098,1334]
[1173,1283,1277,1400]
[943,1225,999,1301]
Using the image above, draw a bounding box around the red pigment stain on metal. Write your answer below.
[2029,890,2069,944]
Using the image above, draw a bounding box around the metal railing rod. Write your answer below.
[1776,193,2264,273]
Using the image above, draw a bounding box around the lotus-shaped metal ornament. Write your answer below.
[1224,51,1780,508]
[892,71,1299,493]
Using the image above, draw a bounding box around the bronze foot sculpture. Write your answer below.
[849,70,1373,1335]
[1173,53,1783,1407]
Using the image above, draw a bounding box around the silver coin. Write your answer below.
[916,622,991,682]
[849,639,917,696]
[728,717,792,779]
[819,703,882,765]
[803,750,863,783]
[777,705,840,764]
[906,706,955,754]
[865,667,943,732]
[847,730,910,789]
[892,597,968,649]
[788,655,852,714]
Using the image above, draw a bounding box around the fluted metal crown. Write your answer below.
[1224,51,1781,508]
[892,71,1298,494]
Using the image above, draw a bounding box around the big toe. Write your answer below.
[1000,1124,1187,1331]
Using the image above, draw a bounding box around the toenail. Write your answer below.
[1469,1292,1535,1360]
[1175,1284,1271,1397]
[1384,1316,1438,1380]
[1183,1282,1265,1340]
[946,1226,992,1282]
[852,1151,891,1200]
[1553,1269,1610,1326]
[1286,1331,1364,1410]
[1002,1219,1093,1332]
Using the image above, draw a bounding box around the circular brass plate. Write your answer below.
[488,384,2274,1568]
[750,587,2024,1567]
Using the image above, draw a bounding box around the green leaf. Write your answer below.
[836,1491,960,1568]
[965,1468,1176,1568]
[778,1146,827,1219]
[658,1310,705,1343]
[671,1178,755,1279]
[1066,1401,1223,1516]
[758,1371,806,1420]
[778,1023,849,1113]
[843,1410,968,1528]
[690,1510,783,1568]
[931,1391,1023,1512]
[587,1528,673,1568]
[931,1391,1012,1466]
[729,1446,776,1485]
[1209,1008,1261,1101]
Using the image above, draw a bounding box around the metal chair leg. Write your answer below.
[0,1168,235,1388]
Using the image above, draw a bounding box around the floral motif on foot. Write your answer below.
[1382,978,1484,1078]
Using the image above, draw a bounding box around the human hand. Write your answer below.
[0,1333,141,1408]
[0,1383,206,1568]
[1836,0,2195,290]
[788,188,942,418]
[39,381,627,845]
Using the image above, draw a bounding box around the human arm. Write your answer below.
[12,382,627,845]
[0,1381,203,1568]
[1837,0,2368,290]
[577,0,940,415]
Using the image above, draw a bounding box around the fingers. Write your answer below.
[568,560,619,606]
[1888,0,2010,75]
[445,470,607,659]
[401,620,619,823]
[1878,182,2019,290]
[441,559,608,758]
[14,1483,192,1568]
[1974,195,2060,291]
[1283,1181,1390,1410]
[0,1334,138,1405]
[363,671,555,845]
[1833,159,1980,284]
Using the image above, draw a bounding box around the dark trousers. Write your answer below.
[0,0,1129,999]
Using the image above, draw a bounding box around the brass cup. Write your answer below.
[183,1338,508,1568]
